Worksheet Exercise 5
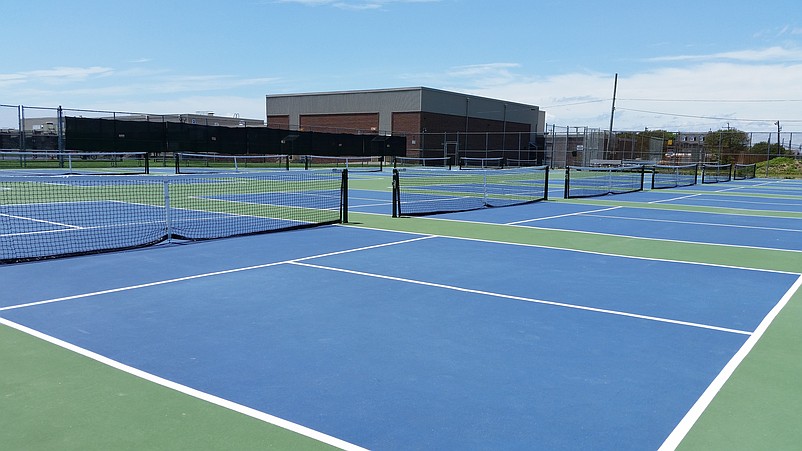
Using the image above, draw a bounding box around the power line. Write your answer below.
[615,107,802,123]
[542,99,607,108]
[619,98,802,103]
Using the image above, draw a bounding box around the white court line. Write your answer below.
[505,206,622,225]
[0,317,367,451]
[389,214,802,259]
[0,235,435,312]
[0,213,83,230]
[586,214,802,234]
[649,193,702,204]
[694,197,802,208]
[291,261,752,336]
[659,274,802,450]
[350,200,393,208]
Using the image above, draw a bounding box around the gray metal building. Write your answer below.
[266,87,546,161]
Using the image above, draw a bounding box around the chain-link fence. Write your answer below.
[2,105,800,176]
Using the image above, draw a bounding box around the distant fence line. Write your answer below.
[1,104,799,169]
[0,104,405,158]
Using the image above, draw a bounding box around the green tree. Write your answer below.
[704,129,749,163]
[613,130,675,160]
[752,141,790,159]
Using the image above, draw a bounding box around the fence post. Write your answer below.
[57,106,64,152]
[19,105,25,151]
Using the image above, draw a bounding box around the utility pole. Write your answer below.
[606,73,618,155]
[776,121,781,155]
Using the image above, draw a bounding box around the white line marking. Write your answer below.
[649,193,702,204]
[0,235,435,312]
[658,274,802,450]
[376,216,802,265]
[587,213,802,234]
[290,261,752,336]
[0,317,367,451]
[505,206,622,225]
[701,198,802,207]
[0,213,84,229]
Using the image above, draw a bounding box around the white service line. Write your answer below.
[0,235,435,312]
[505,206,622,225]
[291,261,752,336]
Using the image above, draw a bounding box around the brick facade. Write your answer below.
[266,115,290,129]
[299,113,379,134]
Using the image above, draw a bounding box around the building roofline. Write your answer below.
[265,86,539,109]
[266,87,426,98]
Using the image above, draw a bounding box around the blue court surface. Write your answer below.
[3,173,802,449]
[423,201,802,252]
[1,222,798,450]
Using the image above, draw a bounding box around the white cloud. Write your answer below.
[95,95,267,120]
[648,46,802,63]
[425,58,802,132]
[0,65,279,103]
[17,66,115,84]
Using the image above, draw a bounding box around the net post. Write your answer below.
[639,164,645,191]
[144,152,150,174]
[163,180,173,242]
[284,155,289,171]
[174,153,180,174]
[563,166,570,199]
[392,169,400,218]
[543,166,550,201]
[304,156,309,170]
[482,170,488,206]
[340,168,349,223]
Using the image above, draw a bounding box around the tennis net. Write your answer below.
[175,153,289,173]
[0,151,149,175]
[651,164,698,189]
[1,170,347,263]
[564,165,645,199]
[506,158,542,168]
[393,156,452,169]
[459,156,503,170]
[392,166,549,217]
[701,163,732,183]
[304,155,383,172]
[733,163,757,180]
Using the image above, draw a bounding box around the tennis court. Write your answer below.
[3,167,802,450]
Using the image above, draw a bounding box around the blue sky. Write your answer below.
[2,0,801,132]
